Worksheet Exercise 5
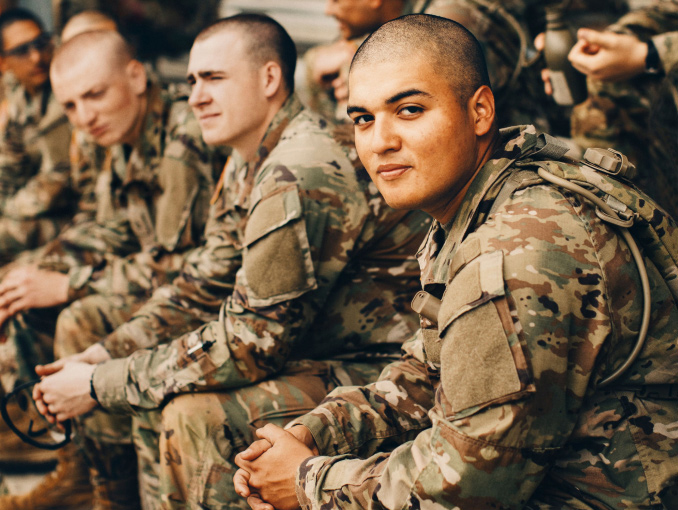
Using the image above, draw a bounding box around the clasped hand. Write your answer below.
[234,424,318,510]
[33,344,111,424]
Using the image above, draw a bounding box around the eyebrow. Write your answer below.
[186,70,224,81]
[347,88,433,115]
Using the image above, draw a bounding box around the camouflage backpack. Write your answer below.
[492,134,678,388]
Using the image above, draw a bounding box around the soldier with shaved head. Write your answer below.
[234,14,678,510]
[0,28,221,510]
[33,13,430,510]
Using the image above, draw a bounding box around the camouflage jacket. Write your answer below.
[92,95,430,414]
[40,82,219,300]
[0,75,72,223]
[293,125,678,509]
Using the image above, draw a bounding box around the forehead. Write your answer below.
[52,51,120,100]
[188,30,248,73]
[348,56,449,107]
[2,20,41,49]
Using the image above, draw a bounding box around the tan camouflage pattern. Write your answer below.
[0,81,221,391]
[132,359,388,510]
[0,75,73,263]
[293,125,678,509]
[571,0,678,220]
[83,95,429,506]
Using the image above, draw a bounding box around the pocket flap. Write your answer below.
[438,250,505,334]
[244,185,302,246]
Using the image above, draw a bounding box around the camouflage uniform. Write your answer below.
[292,125,678,509]
[0,74,73,265]
[86,95,430,509]
[571,0,678,219]
[0,81,220,393]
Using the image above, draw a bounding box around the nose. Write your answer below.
[28,47,41,65]
[188,80,210,108]
[325,0,336,18]
[74,102,96,128]
[369,116,401,154]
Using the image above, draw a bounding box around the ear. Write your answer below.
[368,0,384,8]
[261,61,283,99]
[125,60,147,95]
[469,85,495,137]
[0,56,8,74]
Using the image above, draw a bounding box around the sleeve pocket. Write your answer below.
[243,186,317,306]
[438,250,534,417]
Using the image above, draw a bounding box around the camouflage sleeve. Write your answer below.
[653,31,678,71]
[65,110,217,300]
[0,117,72,219]
[294,183,632,509]
[92,145,375,413]
[291,333,434,458]
[608,0,678,37]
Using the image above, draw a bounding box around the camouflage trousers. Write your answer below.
[132,359,388,510]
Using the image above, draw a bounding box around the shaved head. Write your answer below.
[196,13,296,93]
[352,14,490,104]
[52,30,133,79]
[61,10,118,42]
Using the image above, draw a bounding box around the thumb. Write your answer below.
[255,423,288,445]
[36,358,66,376]
[577,28,613,48]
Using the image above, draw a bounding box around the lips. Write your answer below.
[376,164,411,181]
[89,125,108,138]
[199,113,220,122]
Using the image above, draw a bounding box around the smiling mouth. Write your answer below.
[90,126,107,138]
[377,164,411,180]
[199,113,220,122]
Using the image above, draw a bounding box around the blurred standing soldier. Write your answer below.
[566,0,678,219]
[233,14,678,510]
[33,13,429,510]
[0,29,221,510]
[0,9,73,265]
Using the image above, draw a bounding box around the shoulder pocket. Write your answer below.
[243,185,317,306]
[438,250,534,418]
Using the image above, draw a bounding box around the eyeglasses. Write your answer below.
[3,33,52,58]
[1,379,71,450]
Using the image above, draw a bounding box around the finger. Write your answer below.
[534,32,545,51]
[238,438,273,462]
[233,469,251,498]
[35,359,66,376]
[541,68,553,96]
[247,494,274,510]
[576,28,611,48]
[254,423,287,444]
[8,297,31,315]
[0,288,22,308]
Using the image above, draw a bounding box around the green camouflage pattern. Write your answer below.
[86,95,429,506]
[571,0,678,220]
[293,125,678,509]
[0,81,221,392]
[0,75,73,263]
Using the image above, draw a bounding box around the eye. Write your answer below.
[352,114,373,126]
[398,105,423,117]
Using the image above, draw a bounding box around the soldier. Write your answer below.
[0,8,73,265]
[233,14,678,510]
[566,1,678,220]
[0,29,220,510]
[33,13,429,510]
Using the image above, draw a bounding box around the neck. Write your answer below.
[433,128,501,225]
[120,93,148,147]
[236,93,289,162]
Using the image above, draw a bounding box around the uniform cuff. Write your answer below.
[67,265,93,301]
[92,358,135,415]
[296,413,351,457]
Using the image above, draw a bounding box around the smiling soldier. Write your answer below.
[234,14,678,510]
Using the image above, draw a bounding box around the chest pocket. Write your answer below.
[437,250,534,417]
[243,185,317,307]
